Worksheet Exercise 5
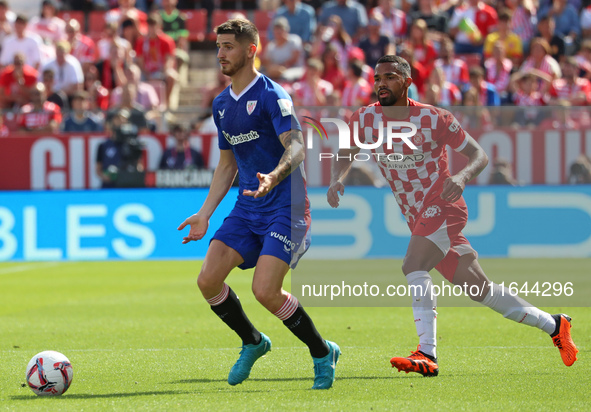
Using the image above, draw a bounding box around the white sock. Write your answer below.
[481,283,556,335]
[406,270,437,358]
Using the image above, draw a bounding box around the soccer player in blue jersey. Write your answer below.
[177,19,340,389]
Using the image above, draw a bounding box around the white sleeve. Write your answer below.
[581,10,591,29]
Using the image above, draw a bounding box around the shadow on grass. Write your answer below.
[173,376,396,384]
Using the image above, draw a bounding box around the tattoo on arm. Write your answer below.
[273,129,305,184]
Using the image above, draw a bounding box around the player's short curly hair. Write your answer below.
[215,18,259,47]
[376,55,411,79]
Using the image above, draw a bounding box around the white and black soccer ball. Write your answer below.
[25,351,73,396]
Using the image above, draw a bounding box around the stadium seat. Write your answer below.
[58,11,85,30]
[88,10,107,40]
[183,9,207,42]
[253,10,275,33]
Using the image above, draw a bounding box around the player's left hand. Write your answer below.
[242,172,277,198]
[440,176,465,203]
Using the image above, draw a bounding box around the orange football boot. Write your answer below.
[551,314,578,367]
[390,346,439,377]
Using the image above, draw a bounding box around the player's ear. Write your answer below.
[404,76,413,89]
[247,43,257,58]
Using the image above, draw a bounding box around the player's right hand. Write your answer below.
[177,213,209,244]
[327,181,345,208]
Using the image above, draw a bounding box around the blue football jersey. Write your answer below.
[213,74,308,214]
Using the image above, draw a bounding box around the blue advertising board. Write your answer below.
[1,186,590,261]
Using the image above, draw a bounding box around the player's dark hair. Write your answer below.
[215,18,259,47]
[376,55,411,79]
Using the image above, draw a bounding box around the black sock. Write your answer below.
[210,287,261,345]
[283,303,329,358]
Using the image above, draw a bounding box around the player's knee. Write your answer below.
[197,271,221,296]
[252,284,280,310]
[402,255,425,275]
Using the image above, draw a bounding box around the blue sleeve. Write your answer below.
[487,86,500,106]
[356,3,368,29]
[569,7,581,35]
[264,83,301,138]
[307,7,316,42]
[213,99,231,150]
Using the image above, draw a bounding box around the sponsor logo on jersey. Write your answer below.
[270,231,294,253]
[246,100,257,115]
[449,118,460,133]
[377,153,425,170]
[421,205,441,218]
[218,109,225,119]
[222,130,260,145]
[277,99,293,117]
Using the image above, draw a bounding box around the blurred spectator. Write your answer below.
[434,36,469,89]
[456,87,491,129]
[348,47,374,87]
[201,70,230,109]
[269,0,316,43]
[98,22,132,63]
[292,58,333,106]
[0,53,38,109]
[484,42,513,98]
[121,18,141,49]
[449,0,498,54]
[159,123,205,170]
[509,69,551,126]
[66,19,97,69]
[568,154,591,184]
[17,82,61,132]
[428,66,462,106]
[423,83,441,106]
[519,38,562,80]
[42,68,69,109]
[261,17,305,81]
[39,41,84,99]
[358,13,395,69]
[134,13,177,107]
[371,0,407,44]
[506,0,536,53]
[406,19,438,74]
[106,83,149,132]
[574,40,591,78]
[409,0,448,39]
[467,66,500,106]
[488,158,517,185]
[318,0,368,39]
[84,65,110,114]
[321,43,346,92]
[0,113,8,136]
[0,15,42,70]
[539,100,590,129]
[97,42,126,91]
[62,90,103,132]
[106,0,148,35]
[397,44,427,96]
[312,14,352,73]
[0,0,15,49]
[536,16,566,62]
[28,0,66,44]
[537,0,580,39]
[110,63,159,111]
[342,60,372,106]
[549,57,591,105]
[484,9,523,65]
[582,3,591,39]
[159,0,189,73]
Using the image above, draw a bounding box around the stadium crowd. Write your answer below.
[1,0,591,181]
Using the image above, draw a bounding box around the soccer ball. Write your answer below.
[25,351,73,396]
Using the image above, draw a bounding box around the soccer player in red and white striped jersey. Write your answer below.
[328,55,578,376]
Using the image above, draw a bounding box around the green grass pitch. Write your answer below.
[0,259,589,411]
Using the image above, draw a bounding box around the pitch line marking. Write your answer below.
[0,262,61,276]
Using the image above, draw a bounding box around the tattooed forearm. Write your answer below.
[272,129,305,184]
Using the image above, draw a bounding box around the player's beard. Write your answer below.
[377,88,403,106]
[220,53,247,77]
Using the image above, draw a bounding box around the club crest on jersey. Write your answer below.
[413,131,425,146]
[449,118,460,133]
[246,100,257,115]
[422,205,441,218]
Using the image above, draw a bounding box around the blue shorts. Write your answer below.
[211,206,311,270]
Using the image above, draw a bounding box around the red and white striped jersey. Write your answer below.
[71,34,97,64]
[18,102,62,130]
[342,79,372,107]
[434,58,469,87]
[510,6,536,42]
[520,55,561,79]
[348,99,468,220]
[439,81,462,106]
[372,6,407,41]
[550,78,591,102]
[512,90,548,106]
[484,57,512,92]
